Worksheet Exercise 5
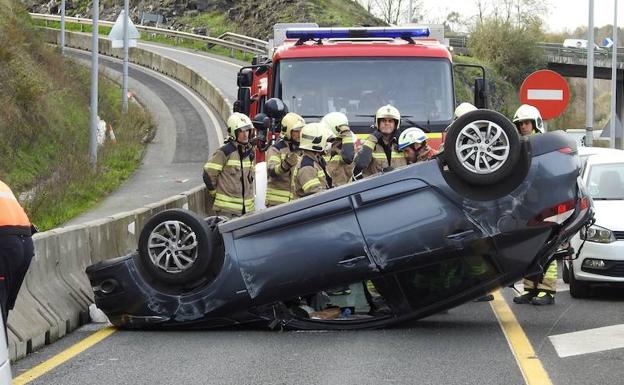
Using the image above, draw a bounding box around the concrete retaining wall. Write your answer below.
[8,29,219,361]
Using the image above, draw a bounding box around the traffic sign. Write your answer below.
[519,70,570,120]
[108,10,140,48]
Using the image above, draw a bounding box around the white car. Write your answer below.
[566,147,624,297]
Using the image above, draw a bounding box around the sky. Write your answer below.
[419,0,624,33]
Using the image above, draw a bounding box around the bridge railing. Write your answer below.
[29,13,268,56]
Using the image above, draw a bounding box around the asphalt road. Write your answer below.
[64,48,225,225]
[12,277,624,385]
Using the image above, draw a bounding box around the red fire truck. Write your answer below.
[234,26,487,161]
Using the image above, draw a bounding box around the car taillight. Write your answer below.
[558,147,576,154]
[528,198,576,226]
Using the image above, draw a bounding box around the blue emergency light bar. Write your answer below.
[285,27,430,40]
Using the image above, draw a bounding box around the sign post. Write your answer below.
[108,10,140,112]
[519,70,570,122]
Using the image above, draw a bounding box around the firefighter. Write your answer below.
[203,112,255,218]
[291,122,332,199]
[265,113,304,207]
[511,104,556,306]
[0,179,35,326]
[397,127,438,164]
[353,104,406,179]
[321,112,355,186]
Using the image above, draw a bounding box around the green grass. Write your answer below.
[1,1,155,230]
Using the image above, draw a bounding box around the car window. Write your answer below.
[587,163,624,199]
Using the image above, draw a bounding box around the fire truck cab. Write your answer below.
[234,26,487,159]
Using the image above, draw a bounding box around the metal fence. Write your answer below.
[29,13,268,56]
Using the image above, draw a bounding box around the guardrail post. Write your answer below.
[230,47,234,58]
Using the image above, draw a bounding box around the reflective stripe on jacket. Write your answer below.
[324,130,355,187]
[266,140,297,207]
[203,141,255,217]
[291,153,330,199]
[0,180,31,235]
[354,133,407,178]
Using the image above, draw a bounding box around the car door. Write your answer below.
[353,179,484,270]
[233,196,377,304]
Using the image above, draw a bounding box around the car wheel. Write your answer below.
[444,109,520,185]
[562,261,570,284]
[137,209,216,287]
[569,264,591,298]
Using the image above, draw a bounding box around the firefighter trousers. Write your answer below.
[0,235,34,325]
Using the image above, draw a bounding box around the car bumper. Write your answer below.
[570,235,624,283]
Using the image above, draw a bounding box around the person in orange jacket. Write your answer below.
[0,179,35,325]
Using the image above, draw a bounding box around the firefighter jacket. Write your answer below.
[324,129,355,187]
[291,152,332,199]
[266,139,298,207]
[203,141,255,217]
[353,132,407,178]
[408,145,439,164]
[0,180,31,236]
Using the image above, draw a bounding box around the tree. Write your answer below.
[356,0,423,25]
[468,16,546,87]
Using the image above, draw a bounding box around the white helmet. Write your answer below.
[226,112,253,140]
[454,102,477,119]
[375,104,400,130]
[398,127,428,150]
[299,123,329,152]
[512,104,544,133]
[321,112,349,136]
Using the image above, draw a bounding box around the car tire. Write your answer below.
[569,264,591,298]
[562,261,570,284]
[137,209,217,287]
[444,109,520,185]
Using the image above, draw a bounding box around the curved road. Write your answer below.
[65,48,225,224]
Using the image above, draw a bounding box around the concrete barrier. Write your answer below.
[7,28,219,361]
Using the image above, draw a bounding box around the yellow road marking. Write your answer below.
[13,326,117,385]
[490,290,553,385]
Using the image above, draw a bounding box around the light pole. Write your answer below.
[586,0,595,147]
[122,0,129,112]
[90,0,99,169]
[60,0,65,55]
[610,0,618,149]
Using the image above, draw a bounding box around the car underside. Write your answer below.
[86,110,593,330]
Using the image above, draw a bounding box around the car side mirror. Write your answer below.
[237,68,253,88]
[474,78,487,109]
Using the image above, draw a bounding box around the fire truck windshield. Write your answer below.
[273,57,454,131]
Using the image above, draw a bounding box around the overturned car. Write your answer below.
[86,110,592,330]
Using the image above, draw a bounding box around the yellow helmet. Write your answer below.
[321,112,349,136]
[281,112,305,140]
[375,104,400,129]
[454,102,477,119]
[226,112,253,140]
[299,123,328,152]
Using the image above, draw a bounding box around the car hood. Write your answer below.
[592,200,624,231]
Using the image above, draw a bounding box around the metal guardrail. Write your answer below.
[29,13,268,56]
[217,31,268,53]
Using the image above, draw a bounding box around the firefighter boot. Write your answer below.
[531,291,555,306]
[513,290,536,304]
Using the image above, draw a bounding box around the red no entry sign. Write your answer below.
[519,70,570,120]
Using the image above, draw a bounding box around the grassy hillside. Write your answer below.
[0,0,154,230]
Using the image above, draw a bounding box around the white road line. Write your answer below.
[549,324,624,358]
[138,42,243,69]
[527,89,564,100]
